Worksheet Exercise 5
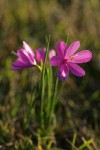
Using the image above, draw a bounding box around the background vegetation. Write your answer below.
[0,0,100,149]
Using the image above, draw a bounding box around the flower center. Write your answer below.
[62,58,67,64]
[70,56,74,60]
[62,56,74,64]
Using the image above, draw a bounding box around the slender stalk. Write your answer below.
[46,65,52,123]
[72,133,77,150]
[36,64,42,71]
[40,35,50,129]
[49,77,59,124]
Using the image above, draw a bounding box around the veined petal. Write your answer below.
[68,62,85,77]
[56,41,67,58]
[66,41,80,58]
[23,41,34,57]
[12,56,35,70]
[50,56,61,66]
[12,58,30,67]
[17,49,30,64]
[17,49,35,65]
[70,50,92,63]
[57,64,69,81]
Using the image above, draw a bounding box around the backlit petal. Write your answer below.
[66,41,80,58]
[23,41,34,57]
[17,49,35,65]
[57,64,69,80]
[49,49,56,59]
[17,49,31,64]
[68,62,85,77]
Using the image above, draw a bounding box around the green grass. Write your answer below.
[0,0,100,149]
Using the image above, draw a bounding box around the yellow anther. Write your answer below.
[70,56,74,60]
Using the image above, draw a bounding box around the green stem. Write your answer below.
[49,77,59,124]
[46,65,52,124]
[40,35,50,129]
[36,64,42,71]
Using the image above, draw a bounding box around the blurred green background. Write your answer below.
[0,0,100,149]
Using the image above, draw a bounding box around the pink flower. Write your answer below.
[11,41,36,70]
[50,41,92,80]
[36,48,56,63]
[36,48,45,63]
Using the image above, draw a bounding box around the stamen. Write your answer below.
[70,56,74,60]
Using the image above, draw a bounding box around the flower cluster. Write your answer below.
[11,40,92,80]
[11,41,55,69]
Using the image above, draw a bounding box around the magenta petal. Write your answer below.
[70,50,92,63]
[57,64,69,81]
[12,58,29,67]
[68,62,85,77]
[17,49,31,64]
[36,48,45,62]
[17,49,36,65]
[66,41,80,58]
[56,41,67,58]
[50,56,61,66]
[23,41,34,57]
